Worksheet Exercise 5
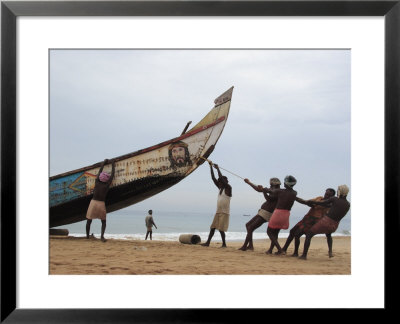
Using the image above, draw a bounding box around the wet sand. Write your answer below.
[49,236,351,275]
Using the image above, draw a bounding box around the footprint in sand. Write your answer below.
[110,267,130,271]
[133,246,147,251]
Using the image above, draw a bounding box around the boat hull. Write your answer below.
[49,87,233,227]
[50,174,184,227]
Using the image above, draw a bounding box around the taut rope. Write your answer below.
[200,156,245,180]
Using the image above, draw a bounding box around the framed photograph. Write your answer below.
[2,0,398,321]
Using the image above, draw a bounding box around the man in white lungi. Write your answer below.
[86,158,115,242]
[201,161,232,248]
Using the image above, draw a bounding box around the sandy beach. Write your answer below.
[49,235,350,275]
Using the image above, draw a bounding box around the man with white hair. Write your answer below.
[282,188,336,256]
[299,185,351,260]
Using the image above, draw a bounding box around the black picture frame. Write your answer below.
[1,0,398,322]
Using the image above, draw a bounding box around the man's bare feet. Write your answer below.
[329,253,334,258]
[299,255,307,260]
[238,247,247,251]
[101,237,107,242]
[221,245,227,248]
[274,251,286,255]
[265,250,273,255]
[201,243,209,247]
[291,253,299,257]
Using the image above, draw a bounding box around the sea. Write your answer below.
[54,209,351,242]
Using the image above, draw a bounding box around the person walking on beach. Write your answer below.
[300,185,350,260]
[265,175,297,255]
[86,158,115,242]
[238,177,281,251]
[201,161,232,248]
[281,188,335,257]
[145,210,157,240]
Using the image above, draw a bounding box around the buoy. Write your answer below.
[179,234,201,245]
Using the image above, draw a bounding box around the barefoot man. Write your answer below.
[238,177,281,251]
[281,188,335,256]
[300,185,350,260]
[265,175,297,255]
[145,209,157,240]
[202,162,232,248]
[86,158,115,242]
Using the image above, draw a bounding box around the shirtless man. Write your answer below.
[282,188,335,256]
[201,162,232,248]
[300,185,350,260]
[265,175,297,255]
[238,177,281,251]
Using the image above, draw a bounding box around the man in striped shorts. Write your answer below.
[238,177,281,251]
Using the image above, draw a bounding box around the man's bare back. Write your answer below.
[270,188,297,210]
[319,196,350,222]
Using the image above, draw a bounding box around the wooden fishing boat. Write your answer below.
[49,87,234,227]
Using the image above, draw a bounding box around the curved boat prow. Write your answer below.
[214,86,234,106]
[183,86,233,175]
[49,87,234,227]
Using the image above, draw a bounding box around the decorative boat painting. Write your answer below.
[49,87,234,228]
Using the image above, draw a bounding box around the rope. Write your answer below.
[200,156,246,180]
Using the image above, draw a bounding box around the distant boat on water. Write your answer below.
[49,87,234,228]
[243,214,251,217]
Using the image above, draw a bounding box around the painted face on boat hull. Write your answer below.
[172,146,186,165]
[168,141,192,169]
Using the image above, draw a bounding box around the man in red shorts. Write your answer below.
[265,175,297,255]
[282,188,335,256]
[300,185,350,260]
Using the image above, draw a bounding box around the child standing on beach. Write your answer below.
[145,210,157,240]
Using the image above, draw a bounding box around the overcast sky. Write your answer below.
[50,49,350,216]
